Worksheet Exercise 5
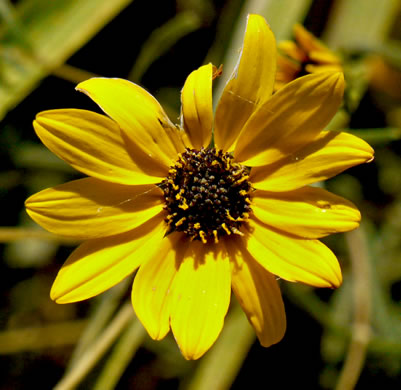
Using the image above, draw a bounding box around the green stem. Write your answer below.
[185,302,255,390]
[0,227,78,243]
[52,63,100,84]
[54,302,133,390]
[335,227,371,390]
[93,316,146,390]
[66,278,131,372]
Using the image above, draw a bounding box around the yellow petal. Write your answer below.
[132,233,186,341]
[214,14,276,152]
[226,237,286,347]
[170,240,231,360]
[181,64,213,149]
[25,178,163,239]
[77,78,184,168]
[306,64,343,74]
[235,71,345,166]
[34,109,166,185]
[251,130,374,191]
[252,186,360,239]
[273,80,289,91]
[309,50,341,65]
[276,55,300,79]
[278,40,306,62]
[51,214,166,303]
[245,217,342,288]
[294,23,327,53]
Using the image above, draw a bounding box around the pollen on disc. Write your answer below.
[161,147,252,243]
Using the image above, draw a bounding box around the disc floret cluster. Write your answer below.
[161,147,252,243]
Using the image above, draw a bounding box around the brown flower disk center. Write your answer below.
[161,147,252,243]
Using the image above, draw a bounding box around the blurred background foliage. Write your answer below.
[0,0,401,389]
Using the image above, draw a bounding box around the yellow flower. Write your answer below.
[25,15,373,360]
[276,23,342,90]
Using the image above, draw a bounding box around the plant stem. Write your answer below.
[54,302,134,390]
[335,227,371,390]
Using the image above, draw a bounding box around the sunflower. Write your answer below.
[25,14,373,360]
[275,23,342,90]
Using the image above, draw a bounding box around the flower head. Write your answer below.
[25,15,373,359]
[275,23,342,90]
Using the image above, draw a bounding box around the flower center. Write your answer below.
[161,147,252,244]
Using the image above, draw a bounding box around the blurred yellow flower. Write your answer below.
[25,15,373,359]
[367,55,401,100]
[276,23,342,90]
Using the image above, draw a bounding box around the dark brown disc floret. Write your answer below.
[161,147,252,243]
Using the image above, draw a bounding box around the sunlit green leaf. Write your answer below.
[0,0,134,120]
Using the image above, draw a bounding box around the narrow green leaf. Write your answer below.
[128,11,202,82]
[0,0,28,46]
[0,0,134,120]
[346,128,401,144]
